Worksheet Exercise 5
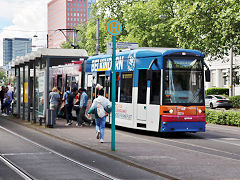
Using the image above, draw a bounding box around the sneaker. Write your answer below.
[100,139,104,143]
[65,122,71,126]
[76,123,83,127]
[89,121,93,126]
[96,131,100,139]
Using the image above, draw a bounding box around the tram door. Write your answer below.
[137,70,148,122]
[137,69,161,131]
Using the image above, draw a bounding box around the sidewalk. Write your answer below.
[7,116,176,179]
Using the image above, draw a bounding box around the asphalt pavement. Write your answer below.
[1,115,240,180]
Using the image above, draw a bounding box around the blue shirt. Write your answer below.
[80,91,88,108]
[7,90,12,102]
[49,92,60,105]
[63,91,71,105]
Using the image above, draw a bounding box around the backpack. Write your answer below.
[97,102,107,118]
[67,92,74,105]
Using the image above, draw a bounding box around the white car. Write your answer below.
[205,95,232,110]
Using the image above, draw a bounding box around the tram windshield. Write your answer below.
[163,57,204,105]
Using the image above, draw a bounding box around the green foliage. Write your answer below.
[206,109,240,127]
[205,88,229,96]
[61,41,72,49]
[229,96,240,108]
[60,0,240,58]
[0,71,6,84]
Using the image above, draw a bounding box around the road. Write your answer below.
[0,117,240,179]
[0,118,164,180]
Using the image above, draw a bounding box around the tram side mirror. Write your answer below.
[147,69,152,81]
[205,69,210,82]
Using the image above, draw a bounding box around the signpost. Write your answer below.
[106,20,122,151]
[107,42,139,54]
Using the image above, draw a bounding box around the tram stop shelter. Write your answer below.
[11,48,88,126]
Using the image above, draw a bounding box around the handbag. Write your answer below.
[73,105,80,111]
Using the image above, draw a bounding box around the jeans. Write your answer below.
[76,107,90,125]
[65,104,73,123]
[95,116,106,140]
[1,101,11,115]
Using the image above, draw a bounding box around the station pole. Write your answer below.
[111,35,116,151]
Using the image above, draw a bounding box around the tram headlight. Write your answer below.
[198,109,202,114]
[169,109,174,114]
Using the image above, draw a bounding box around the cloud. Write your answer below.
[0,0,51,66]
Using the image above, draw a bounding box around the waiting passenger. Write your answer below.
[63,87,76,126]
[1,87,12,115]
[49,87,60,124]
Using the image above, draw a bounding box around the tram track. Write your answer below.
[0,154,34,180]
[0,125,117,180]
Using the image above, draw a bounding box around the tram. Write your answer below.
[84,48,209,132]
[50,61,83,92]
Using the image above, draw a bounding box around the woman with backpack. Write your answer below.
[88,89,111,143]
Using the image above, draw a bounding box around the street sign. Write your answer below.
[107,20,122,36]
[107,42,138,49]
[107,42,139,54]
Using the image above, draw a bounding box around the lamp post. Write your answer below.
[229,46,233,96]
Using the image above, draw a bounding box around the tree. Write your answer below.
[122,0,177,47]
[171,0,240,59]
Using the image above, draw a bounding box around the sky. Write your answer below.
[0,0,51,66]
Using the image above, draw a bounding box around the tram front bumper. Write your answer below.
[160,115,206,132]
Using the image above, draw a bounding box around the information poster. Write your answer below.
[38,72,45,117]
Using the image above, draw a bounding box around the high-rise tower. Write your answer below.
[48,0,95,48]
[3,38,32,66]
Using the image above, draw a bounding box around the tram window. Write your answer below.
[120,72,133,103]
[110,72,119,102]
[66,76,71,88]
[71,76,79,89]
[150,71,161,105]
[57,75,62,91]
[138,70,147,104]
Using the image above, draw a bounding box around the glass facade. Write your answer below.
[3,38,32,66]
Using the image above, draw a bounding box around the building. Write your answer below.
[205,55,240,96]
[48,0,96,48]
[3,38,32,66]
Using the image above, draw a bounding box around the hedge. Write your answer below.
[206,109,240,126]
[205,88,229,96]
[229,96,240,108]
